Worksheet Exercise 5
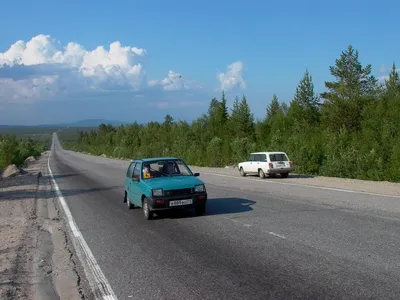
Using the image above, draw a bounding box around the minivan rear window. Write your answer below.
[269,154,288,161]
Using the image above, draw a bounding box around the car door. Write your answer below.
[243,154,255,173]
[248,154,258,173]
[130,162,142,206]
[125,162,135,197]
[253,154,262,172]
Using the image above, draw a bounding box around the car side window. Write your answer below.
[133,163,140,180]
[254,154,263,161]
[248,155,254,161]
[260,154,267,161]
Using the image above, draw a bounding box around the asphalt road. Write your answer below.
[50,134,400,300]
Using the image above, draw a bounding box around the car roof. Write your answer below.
[250,151,287,155]
[131,157,180,163]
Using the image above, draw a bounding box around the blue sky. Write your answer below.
[0,0,399,125]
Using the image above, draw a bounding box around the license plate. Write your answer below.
[169,199,193,207]
[277,162,285,166]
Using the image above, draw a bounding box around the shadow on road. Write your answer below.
[49,173,79,180]
[206,197,256,215]
[153,197,256,220]
[0,185,120,202]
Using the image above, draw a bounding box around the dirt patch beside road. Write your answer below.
[0,153,92,300]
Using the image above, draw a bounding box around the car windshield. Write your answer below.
[269,153,289,162]
[142,159,193,179]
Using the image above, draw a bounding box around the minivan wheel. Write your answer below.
[143,198,153,220]
[258,169,266,179]
[240,167,246,177]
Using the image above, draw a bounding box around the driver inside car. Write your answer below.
[142,163,154,179]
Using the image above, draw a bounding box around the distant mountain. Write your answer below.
[56,119,130,127]
[0,119,130,128]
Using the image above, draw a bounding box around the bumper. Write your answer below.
[267,167,294,174]
[147,192,208,211]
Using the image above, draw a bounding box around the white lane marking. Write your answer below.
[48,145,118,300]
[198,171,400,199]
[223,216,251,227]
[268,232,286,239]
[223,217,286,240]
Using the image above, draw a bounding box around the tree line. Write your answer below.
[59,45,400,182]
[0,134,50,169]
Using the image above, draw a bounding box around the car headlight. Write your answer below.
[152,189,163,197]
[194,184,205,193]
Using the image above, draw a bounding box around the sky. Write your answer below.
[0,0,399,125]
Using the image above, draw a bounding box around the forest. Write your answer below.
[59,45,400,182]
[0,134,50,169]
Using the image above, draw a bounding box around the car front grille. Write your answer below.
[164,188,193,197]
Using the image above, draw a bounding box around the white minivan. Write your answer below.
[237,151,294,178]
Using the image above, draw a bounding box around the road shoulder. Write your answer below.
[0,152,92,300]
[62,148,400,198]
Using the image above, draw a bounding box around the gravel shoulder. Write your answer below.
[189,165,400,197]
[64,149,400,197]
[0,152,92,300]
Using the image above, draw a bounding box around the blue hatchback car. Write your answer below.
[123,157,208,220]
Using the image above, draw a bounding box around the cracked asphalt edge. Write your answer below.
[0,152,94,300]
[41,151,95,300]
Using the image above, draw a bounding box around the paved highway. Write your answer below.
[49,134,400,300]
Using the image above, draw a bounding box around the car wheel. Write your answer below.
[195,204,206,216]
[142,198,153,220]
[127,197,134,209]
[123,191,127,203]
[281,173,289,178]
[240,167,246,177]
[258,169,266,179]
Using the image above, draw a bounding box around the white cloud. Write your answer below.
[377,67,400,83]
[217,60,246,91]
[0,34,201,102]
[149,70,202,91]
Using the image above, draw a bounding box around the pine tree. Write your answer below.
[320,45,377,132]
[266,94,281,121]
[385,62,400,96]
[219,90,229,122]
[290,69,320,126]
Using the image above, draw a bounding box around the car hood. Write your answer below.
[144,176,204,190]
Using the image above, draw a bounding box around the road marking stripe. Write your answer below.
[268,232,286,239]
[48,144,118,300]
[198,171,400,199]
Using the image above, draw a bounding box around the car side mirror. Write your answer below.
[194,173,200,177]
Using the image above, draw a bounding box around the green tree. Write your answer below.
[230,95,254,138]
[320,45,377,132]
[266,94,281,122]
[385,63,400,97]
[289,69,320,127]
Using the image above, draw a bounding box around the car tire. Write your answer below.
[123,191,127,203]
[258,169,266,179]
[195,204,206,216]
[281,173,289,178]
[240,167,246,177]
[142,198,153,220]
